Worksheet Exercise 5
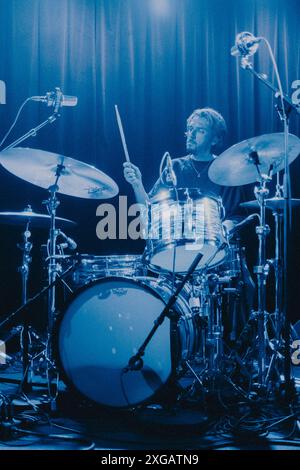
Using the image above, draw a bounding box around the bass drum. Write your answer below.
[58,276,197,408]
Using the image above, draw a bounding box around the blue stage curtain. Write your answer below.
[0,0,299,316]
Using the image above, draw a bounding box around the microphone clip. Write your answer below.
[123,354,144,373]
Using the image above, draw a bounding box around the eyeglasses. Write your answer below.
[184,127,206,137]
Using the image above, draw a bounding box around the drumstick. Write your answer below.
[114,104,131,163]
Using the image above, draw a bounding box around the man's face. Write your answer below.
[185,115,216,154]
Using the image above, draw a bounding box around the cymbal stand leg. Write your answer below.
[206,277,223,378]
[17,218,33,392]
[190,274,209,364]
[272,209,283,340]
[44,172,64,404]
[253,177,271,387]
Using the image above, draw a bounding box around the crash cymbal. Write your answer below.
[0,147,119,199]
[240,197,300,211]
[0,208,76,228]
[208,133,300,186]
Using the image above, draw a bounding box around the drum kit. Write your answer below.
[0,129,300,410]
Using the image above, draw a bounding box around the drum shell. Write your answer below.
[70,254,147,288]
[144,188,228,274]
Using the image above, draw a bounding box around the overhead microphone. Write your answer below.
[231,31,262,57]
[31,87,78,112]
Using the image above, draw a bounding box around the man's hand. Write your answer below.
[123,162,143,188]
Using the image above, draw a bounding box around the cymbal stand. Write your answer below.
[253,173,271,387]
[240,48,298,399]
[263,202,284,386]
[271,206,283,340]
[43,164,65,402]
[206,277,224,376]
[17,211,33,392]
[190,275,249,397]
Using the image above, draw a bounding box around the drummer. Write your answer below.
[123,107,240,217]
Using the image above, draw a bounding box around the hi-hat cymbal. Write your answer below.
[0,208,76,228]
[0,147,119,199]
[240,197,300,211]
[208,133,300,186]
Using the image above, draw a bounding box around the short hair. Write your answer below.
[187,107,227,149]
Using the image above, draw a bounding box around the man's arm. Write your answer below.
[123,162,149,205]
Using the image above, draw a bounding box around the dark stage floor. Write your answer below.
[0,360,299,452]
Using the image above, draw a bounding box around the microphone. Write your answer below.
[231,32,262,57]
[31,87,78,111]
[59,231,77,251]
[226,214,258,238]
[165,153,177,187]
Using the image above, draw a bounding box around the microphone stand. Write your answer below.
[0,113,59,153]
[124,243,227,373]
[240,55,299,400]
[240,58,297,114]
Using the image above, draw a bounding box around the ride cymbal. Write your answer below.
[209,133,300,186]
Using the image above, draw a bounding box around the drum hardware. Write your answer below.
[0,258,79,373]
[0,112,59,154]
[240,195,300,340]
[240,191,299,390]
[0,102,121,406]
[209,123,300,395]
[0,256,80,330]
[249,173,273,387]
[57,263,246,409]
[270,206,283,341]
[204,277,225,376]
[17,211,33,393]
[0,204,77,393]
[119,243,228,404]
[230,45,300,400]
[43,176,64,395]
[180,218,257,396]
[0,141,119,401]
[191,275,241,379]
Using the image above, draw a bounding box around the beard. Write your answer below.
[186,140,197,153]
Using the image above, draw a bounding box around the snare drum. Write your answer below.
[58,276,198,408]
[72,254,147,287]
[144,188,228,274]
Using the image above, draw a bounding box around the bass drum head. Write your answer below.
[58,277,173,408]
